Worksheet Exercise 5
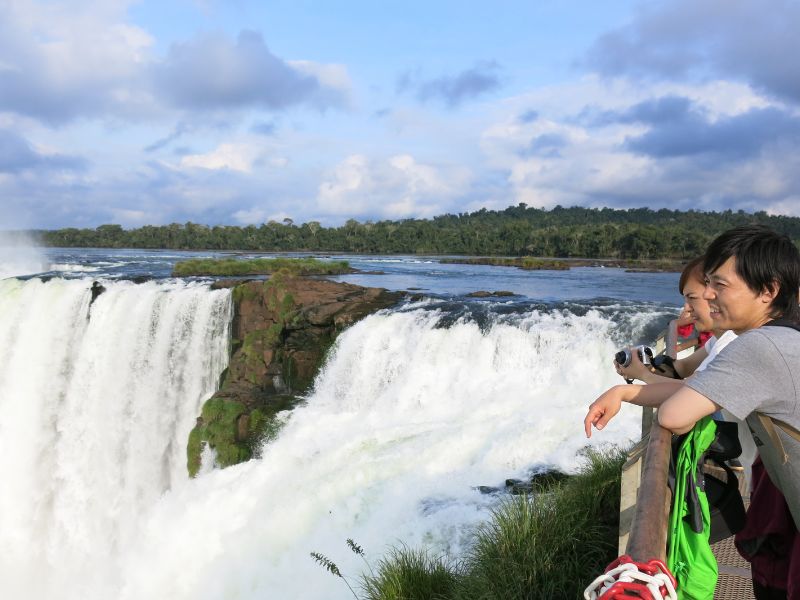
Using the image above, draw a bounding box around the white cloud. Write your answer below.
[0,1,158,123]
[290,61,350,89]
[180,143,257,173]
[0,4,350,124]
[110,208,150,224]
[317,154,471,218]
[479,76,800,214]
[232,207,268,224]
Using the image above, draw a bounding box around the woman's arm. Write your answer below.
[673,347,708,378]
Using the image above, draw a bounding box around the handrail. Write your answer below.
[624,319,678,562]
[625,421,672,561]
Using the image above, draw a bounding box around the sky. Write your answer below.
[1,0,799,230]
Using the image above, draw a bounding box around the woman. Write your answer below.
[616,256,737,383]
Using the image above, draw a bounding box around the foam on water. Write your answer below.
[0,284,655,599]
[49,263,102,273]
[125,308,641,600]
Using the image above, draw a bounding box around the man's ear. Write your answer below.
[761,280,780,304]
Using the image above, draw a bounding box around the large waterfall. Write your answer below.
[0,282,650,599]
[0,278,231,599]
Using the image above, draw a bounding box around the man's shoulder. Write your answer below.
[737,325,800,350]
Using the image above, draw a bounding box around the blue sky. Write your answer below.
[1,0,799,229]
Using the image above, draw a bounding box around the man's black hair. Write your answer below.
[703,224,800,321]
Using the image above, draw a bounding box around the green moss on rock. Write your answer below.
[187,397,251,477]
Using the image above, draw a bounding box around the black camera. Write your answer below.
[614,345,654,367]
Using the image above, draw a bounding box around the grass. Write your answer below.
[455,447,625,600]
[172,257,353,277]
[313,446,627,600]
[360,546,460,600]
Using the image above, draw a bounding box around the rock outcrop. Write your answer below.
[187,274,402,476]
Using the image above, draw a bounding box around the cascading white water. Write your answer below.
[120,307,642,600]
[0,285,656,599]
[0,278,231,599]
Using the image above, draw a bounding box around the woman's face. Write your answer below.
[682,278,715,332]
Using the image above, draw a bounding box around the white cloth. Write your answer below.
[694,329,737,373]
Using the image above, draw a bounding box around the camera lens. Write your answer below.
[614,349,630,366]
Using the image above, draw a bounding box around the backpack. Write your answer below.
[758,320,800,464]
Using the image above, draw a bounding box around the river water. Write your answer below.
[0,247,681,599]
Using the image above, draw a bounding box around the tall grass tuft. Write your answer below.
[454,446,626,600]
[310,551,359,599]
[359,545,461,600]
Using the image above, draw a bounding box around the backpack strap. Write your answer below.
[756,412,800,465]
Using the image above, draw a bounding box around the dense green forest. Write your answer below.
[33,204,800,259]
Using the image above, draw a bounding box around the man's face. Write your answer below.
[702,257,776,333]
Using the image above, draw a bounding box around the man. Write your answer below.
[584,225,800,591]
[585,225,799,507]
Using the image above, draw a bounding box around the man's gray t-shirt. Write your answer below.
[686,325,800,527]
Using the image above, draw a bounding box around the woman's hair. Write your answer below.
[678,256,705,294]
[703,225,800,321]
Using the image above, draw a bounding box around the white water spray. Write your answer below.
[0,231,48,279]
[0,286,651,599]
[0,278,231,598]
[126,308,641,600]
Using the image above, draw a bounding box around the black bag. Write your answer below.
[702,459,746,544]
[706,419,742,462]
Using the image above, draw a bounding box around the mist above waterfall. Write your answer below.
[0,230,47,279]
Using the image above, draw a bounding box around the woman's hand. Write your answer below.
[614,347,652,382]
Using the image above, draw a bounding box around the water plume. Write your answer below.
[0,230,48,279]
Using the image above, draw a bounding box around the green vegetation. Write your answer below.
[187,397,250,476]
[312,447,627,600]
[361,547,459,600]
[34,205,800,259]
[441,257,571,270]
[171,257,352,276]
[455,447,624,599]
[187,396,296,477]
[443,256,687,272]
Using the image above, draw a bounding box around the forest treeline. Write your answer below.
[33,204,800,259]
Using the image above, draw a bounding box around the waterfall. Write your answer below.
[0,285,650,599]
[0,278,231,599]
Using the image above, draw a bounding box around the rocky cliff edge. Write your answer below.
[187,274,402,476]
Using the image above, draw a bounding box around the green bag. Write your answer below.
[667,416,718,600]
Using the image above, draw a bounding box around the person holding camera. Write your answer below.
[585,225,800,600]
[614,256,737,385]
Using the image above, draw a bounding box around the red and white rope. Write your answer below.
[584,555,677,600]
